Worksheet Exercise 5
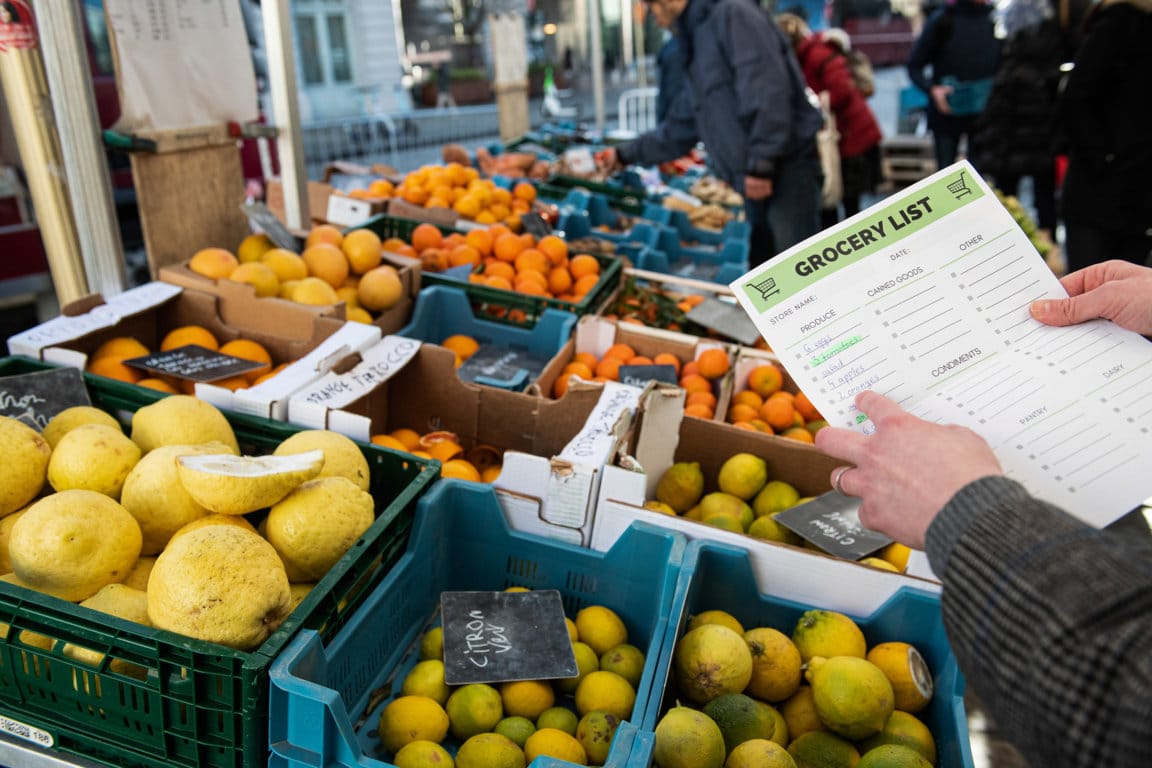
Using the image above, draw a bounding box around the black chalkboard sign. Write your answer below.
[440,590,578,685]
[686,298,763,346]
[618,364,678,387]
[774,492,892,560]
[240,202,303,252]
[123,345,268,383]
[521,212,553,239]
[456,345,553,391]
[0,367,91,430]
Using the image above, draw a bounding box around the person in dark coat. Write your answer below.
[1058,0,1152,271]
[778,15,884,226]
[907,0,1002,171]
[971,1,1074,238]
[654,35,686,121]
[600,0,824,267]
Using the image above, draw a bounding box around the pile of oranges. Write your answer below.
[343,163,538,229]
[384,221,605,306]
[368,428,503,484]
[187,224,405,323]
[551,344,732,411]
[84,329,285,393]
[724,362,827,443]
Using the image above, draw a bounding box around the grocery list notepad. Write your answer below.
[731,161,1152,527]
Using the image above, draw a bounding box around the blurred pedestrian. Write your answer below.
[971,0,1074,252]
[1058,0,1152,272]
[777,15,883,226]
[435,64,456,110]
[907,0,1001,171]
[654,35,686,122]
[600,0,824,267]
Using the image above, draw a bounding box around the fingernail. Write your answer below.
[1030,299,1050,318]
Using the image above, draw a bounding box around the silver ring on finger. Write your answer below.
[832,466,853,495]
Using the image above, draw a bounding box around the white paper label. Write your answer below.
[290,335,421,410]
[325,195,374,227]
[557,381,641,467]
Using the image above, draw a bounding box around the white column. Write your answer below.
[262,1,310,229]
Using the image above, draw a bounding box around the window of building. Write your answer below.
[295,2,354,85]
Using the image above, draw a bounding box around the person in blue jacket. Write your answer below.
[907,0,1001,171]
[599,0,824,267]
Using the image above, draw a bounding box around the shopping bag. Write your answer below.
[815,90,843,208]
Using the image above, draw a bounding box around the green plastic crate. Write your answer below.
[349,214,625,328]
[0,356,440,768]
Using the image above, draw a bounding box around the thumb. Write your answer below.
[1030,295,1096,327]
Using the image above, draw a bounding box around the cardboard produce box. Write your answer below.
[590,400,943,615]
[5,281,380,420]
[287,339,661,546]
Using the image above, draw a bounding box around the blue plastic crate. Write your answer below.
[663,209,751,248]
[396,285,577,391]
[268,480,688,768]
[556,189,668,249]
[634,231,750,286]
[628,540,973,768]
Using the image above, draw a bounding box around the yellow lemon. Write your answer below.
[47,423,141,500]
[781,685,825,742]
[536,706,579,735]
[273,429,371,491]
[446,683,504,740]
[866,642,934,713]
[655,461,705,513]
[393,740,454,768]
[500,679,555,721]
[744,626,803,702]
[673,623,753,705]
[494,715,536,747]
[860,557,900,572]
[0,417,50,517]
[455,732,525,768]
[653,706,726,768]
[805,656,894,740]
[264,477,375,582]
[175,450,324,516]
[130,395,239,454]
[41,406,120,449]
[687,609,745,635]
[752,480,801,517]
[419,626,443,661]
[791,610,867,662]
[787,730,860,768]
[574,669,636,720]
[860,710,937,764]
[523,727,587,764]
[575,604,628,656]
[401,659,451,705]
[599,642,646,689]
[576,710,621,765]
[876,542,912,572]
[378,695,450,755]
[556,640,599,695]
[702,692,783,753]
[716,452,768,500]
[727,739,798,768]
[858,744,933,768]
[747,514,803,546]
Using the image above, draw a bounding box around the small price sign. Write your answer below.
[124,345,268,383]
[440,590,578,685]
[0,367,91,430]
[774,492,892,560]
[617,363,679,387]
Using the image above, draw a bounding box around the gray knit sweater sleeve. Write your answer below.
[924,475,1152,767]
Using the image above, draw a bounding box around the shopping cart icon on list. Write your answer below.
[749,275,780,301]
[947,170,972,200]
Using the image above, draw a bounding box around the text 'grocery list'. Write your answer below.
[731,161,1152,528]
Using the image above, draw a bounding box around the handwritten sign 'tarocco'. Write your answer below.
[440,590,577,685]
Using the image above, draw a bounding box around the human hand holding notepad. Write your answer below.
[730,162,1152,528]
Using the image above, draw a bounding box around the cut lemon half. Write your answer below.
[176,449,324,515]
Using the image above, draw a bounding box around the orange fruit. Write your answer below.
[552,374,575,398]
[568,254,600,279]
[604,343,636,361]
[681,360,700,378]
[493,233,526,263]
[91,336,149,360]
[795,391,821,422]
[759,396,796,431]
[484,261,516,281]
[218,338,273,383]
[341,229,384,275]
[537,235,569,266]
[188,247,238,279]
[87,355,143,383]
[305,224,344,249]
[358,265,405,312]
[390,428,422,451]
[421,248,449,273]
[562,361,595,381]
[261,248,309,283]
[236,233,275,263]
[465,228,494,258]
[371,434,409,451]
[441,459,482,482]
[136,377,179,393]
[573,274,600,297]
[696,348,730,380]
[686,390,718,410]
[573,352,599,371]
[627,355,653,367]
[512,181,537,202]
[780,427,815,443]
[292,276,340,305]
[679,373,712,395]
[302,243,350,288]
[548,267,573,296]
[449,244,482,269]
[748,363,784,398]
[161,325,219,352]
[485,275,513,291]
[383,237,410,254]
[732,390,764,410]
[514,248,549,275]
[595,357,622,380]
[411,223,444,252]
[684,403,715,420]
[652,352,681,375]
[442,334,480,362]
[727,402,760,424]
[368,179,395,197]
[228,261,280,297]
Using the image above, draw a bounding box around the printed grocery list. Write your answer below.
[731,161,1152,528]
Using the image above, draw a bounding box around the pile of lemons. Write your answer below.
[378,600,644,768]
[188,223,405,323]
[0,398,380,655]
[654,608,938,768]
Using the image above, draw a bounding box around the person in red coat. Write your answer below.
[777,15,884,227]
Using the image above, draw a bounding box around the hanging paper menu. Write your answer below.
[730,161,1152,528]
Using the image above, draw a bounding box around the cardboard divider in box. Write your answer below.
[157,249,422,336]
[626,540,972,768]
[396,285,576,391]
[536,314,736,408]
[268,479,688,768]
[591,404,943,616]
[4,281,382,420]
[285,336,655,547]
[0,355,438,768]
